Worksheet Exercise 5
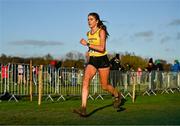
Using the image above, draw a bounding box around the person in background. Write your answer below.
[171,60,180,81]
[155,60,163,89]
[146,58,156,72]
[171,60,180,73]
[17,64,26,84]
[155,60,163,71]
[109,53,124,87]
[1,64,8,89]
[110,54,121,71]
[32,66,38,85]
[137,67,142,84]
[146,58,156,91]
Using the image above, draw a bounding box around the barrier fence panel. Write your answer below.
[1,63,180,102]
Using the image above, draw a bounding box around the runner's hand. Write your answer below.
[80,38,87,46]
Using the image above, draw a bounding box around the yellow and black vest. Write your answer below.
[87,28,107,57]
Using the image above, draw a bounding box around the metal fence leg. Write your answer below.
[167,88,174,94]
[121,93,125,99]
[8,94,18,102]
[95,94,104,100]
[161,89,169,94]
[143,90,150,96]
[57,95,66,101]
[125,92,132,98]
[88,94,94,100]
[149,90,157,96]
[45,94,54,102]
[177,87,180,92]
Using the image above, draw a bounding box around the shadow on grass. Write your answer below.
[86,98,127,117]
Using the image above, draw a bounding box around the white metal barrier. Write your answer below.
[0,63,180,102]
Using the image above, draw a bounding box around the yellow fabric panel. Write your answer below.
[87,28,107,57]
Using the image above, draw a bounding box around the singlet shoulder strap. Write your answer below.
[94,28,101,35]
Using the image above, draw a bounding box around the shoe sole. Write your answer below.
[73,109,87,117]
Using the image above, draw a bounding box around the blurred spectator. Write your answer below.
[146,58,156,91]
[110,54,122,71]
[0,64,9,93]
[1,64,8,79]
[171,60,180,72]
[32,66,38,85]
[109,54,124,87]
[137,67,142,84]
[146,58,156,72]
[18,64,26,84]
[155,60,163,71]
[55,61,62,70]
[49,60,57,86]
[155,60,163,89]
[171,60,180,83]
[1,64,8,88]
[124,63,132,72]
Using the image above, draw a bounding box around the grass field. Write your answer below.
[0,93,180,125]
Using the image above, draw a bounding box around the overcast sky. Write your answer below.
[0,0,180,63]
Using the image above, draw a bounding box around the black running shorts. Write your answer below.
[88,55,110,69]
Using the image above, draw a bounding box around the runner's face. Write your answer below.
[88,15,98,28]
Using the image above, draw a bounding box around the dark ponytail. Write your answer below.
[88,12,109,39]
